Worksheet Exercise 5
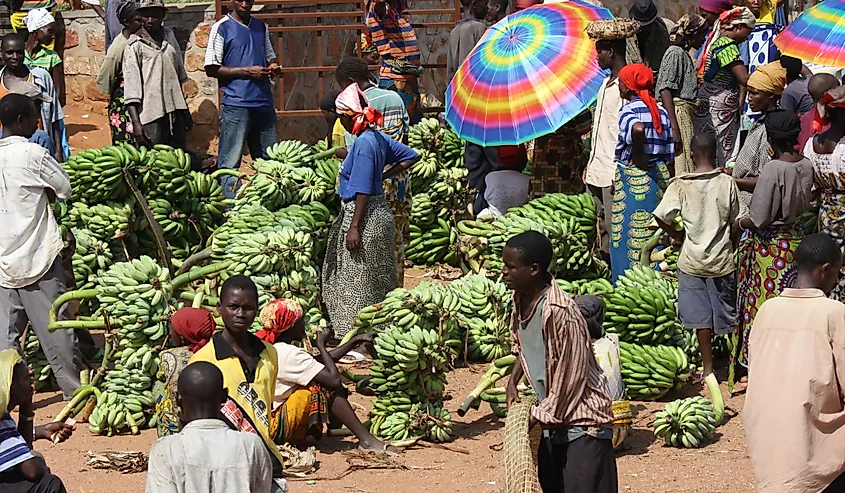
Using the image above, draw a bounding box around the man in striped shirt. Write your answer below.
[503,231,617,493]
[0,349,73,493]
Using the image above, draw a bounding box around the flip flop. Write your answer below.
[339,351,366,365]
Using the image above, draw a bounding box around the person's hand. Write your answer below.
[345,225,361,251]
[61,230,76,260]
[36,422,75,443]
[581,167,588,184]
[132,121,151,147]
[357,331,377,345]
[719,166,733,176]
[54,149,64,163]
[317,329,332,347]
[243,66,272,79]
[506,379,520,408]
[672,127,683,156]
[267,62,281,77]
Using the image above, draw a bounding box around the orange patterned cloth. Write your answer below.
[257,298,303,344]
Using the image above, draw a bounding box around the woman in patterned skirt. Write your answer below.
[805,86,845,301]
[322,83,420,338]
[152,307,216,437]
[610,63,674,282]
[95,0,142,144]
[732,110,813,391]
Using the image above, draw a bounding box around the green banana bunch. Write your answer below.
[71,228,113,290]
[23,330,53,390]
[440,127,465,169]
[619,341,690,401]
[147,198,189,242]
[53,201,69,238]
[427,167,470,209]
[290,166,333,204]
[653,396,717,448]
[252,265,321,314]
[215,227,314,278]
[370,324,452,390]
[557,278,614,296]
[185,171,231,221]
[409,150,439,193]
[266,140,315,165]
[450,274,512,361]
[602,265,681,345]
[70,200,135,241]
[63,146,131,204]
[88,390,152,436]
[371,410,419,442]
[406,216,457,266]
[408,117,442,151]
[237,159,296,211]
[312,157,341,193]
[409,192,437,226]
[422,403,453,443]
[143,146,192,201]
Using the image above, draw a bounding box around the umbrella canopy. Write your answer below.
[775,0,845,68]
[445,0,613,146]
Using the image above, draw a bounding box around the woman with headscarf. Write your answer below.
[739,0,781,131]
[732,110,812,391]
[152,307,216,437]
[322,83,420,339]
[699,0,735,28]
[257,299,394,451]
[731,60,787,206]
[0,349,73,493]
[23,8,62,106]
[657,14,710,175]
[96,0,142,145]
[804,86,845,302]
[610,63,674,281]
[694,7,754,167]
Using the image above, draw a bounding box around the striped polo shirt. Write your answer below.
[0,413,34,473]
[365,0,420,80]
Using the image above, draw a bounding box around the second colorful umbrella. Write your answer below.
[775,0,845,68]
[445,0,613,146]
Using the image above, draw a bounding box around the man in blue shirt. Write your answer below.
[204,0,280,199]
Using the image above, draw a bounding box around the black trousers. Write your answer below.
[465,142,504,215]
[0,471,67,493]
[537,433,618,493]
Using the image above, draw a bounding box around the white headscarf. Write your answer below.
[24,8,55,33]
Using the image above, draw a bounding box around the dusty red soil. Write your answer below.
[38,111,756,493]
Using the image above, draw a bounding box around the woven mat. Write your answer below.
[503,395,542,493]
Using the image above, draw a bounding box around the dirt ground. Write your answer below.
[34,111,757,493]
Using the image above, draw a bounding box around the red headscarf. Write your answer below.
[814,86,845,133]
[171,308,216,353]
[256,298,304,344]
[619,63,662,134]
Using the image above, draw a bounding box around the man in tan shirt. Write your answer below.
[744,232,845,493]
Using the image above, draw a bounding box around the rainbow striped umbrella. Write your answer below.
[775,0,845,68]
[445,1,613,146]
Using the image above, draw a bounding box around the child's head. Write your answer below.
[796,233,843,295]
[461,0,488,19]
[595,39,626,71]
[0,93,39,139]
[808,73,840,104]
[765,109,801,156]
[575,295,605,340]
[320,89,341,122]
[1,33,26,71]
[218,275,259,336]
[502,231,553,292]
[689,131,717,169]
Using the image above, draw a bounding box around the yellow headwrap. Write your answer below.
[0,349,23,415]
[747,61,788,95]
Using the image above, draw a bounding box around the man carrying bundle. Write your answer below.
[502,231,617,493]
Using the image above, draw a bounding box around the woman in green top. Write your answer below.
[694,7,754,168]
[23,8,63,106]
[95,0,142,145]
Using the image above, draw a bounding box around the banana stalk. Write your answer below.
[457,355,515,416]
[175,247,213,275]
[169,261,231,291]
[123,168,172,273]
[48,289,100,325]
[56,385,100,422]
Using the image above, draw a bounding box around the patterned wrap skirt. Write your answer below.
[269,385,332,445]
[820,190,845,301]
[322,195,398,338]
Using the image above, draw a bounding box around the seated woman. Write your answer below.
[0,349,73,493]
[190,275,285,477]
[258,298,394,452]
[153,307,216,437]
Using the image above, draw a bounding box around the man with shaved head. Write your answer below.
[798,73,840,151]
[145,361,280,493]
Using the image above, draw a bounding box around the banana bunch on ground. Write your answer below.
[619,341,690,400]
[238,159,296,211]
[410,150,440,192]
[312,157,341,193]
[372,409,418,441]
[266,140,314,164]
[507,193,597,239]
[185,171,230,221]
[252,265,321,312]
[97,256,172,348]
[98,344,159,429]
[440,127,465,169]
[303,306,329,333]
[557,278,614,296]
[426,167,471,210]
[215,227,314,278]
[653,396,717,448]
[290,166,334,204]
[64,146,131,204]
[371,402,454,443]
[71,228,114,290]
[602,266,682,345]
[147,198,189,242]
[142,146,192,201]
[450,274,512,361]
[88,390,151,436]
[23,330,53,390]
[409,192,437,225]
[456,215,556,275]
[70,200,135,241]
[407,217,458,265]
[408,117,442,151]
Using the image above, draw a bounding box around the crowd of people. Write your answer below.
[0,0,844,491]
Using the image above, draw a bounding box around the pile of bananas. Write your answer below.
[290,166,334,204]
[140,146,192,201]
[216,228,314,278]
[266,140,314,164]
[88,390,152,436]
[450,274,512,361]
[23,330,53,391]
[70,200,135,241]
[557,278,614,297]
[185,171,230,223]
[603,266,682,345]
[238,159,296,211]
[407,216,458,266]
[408,117,443,151]
[653,396,717,448]
[619,341,690,400]
[64,146,131,204]
[440,127,465,169]
[71,229,113,290]
[409,150,440,193]
[253,266,320,315]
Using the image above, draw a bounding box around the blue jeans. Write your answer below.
[217,104,278,198]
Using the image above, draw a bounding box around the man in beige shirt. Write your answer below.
[585,34,626,254]
[744,232,845,493]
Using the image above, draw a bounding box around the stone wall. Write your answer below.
[61,5,219,146]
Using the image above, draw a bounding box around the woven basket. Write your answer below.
[585,18,640,40]
[529,132,586,199]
